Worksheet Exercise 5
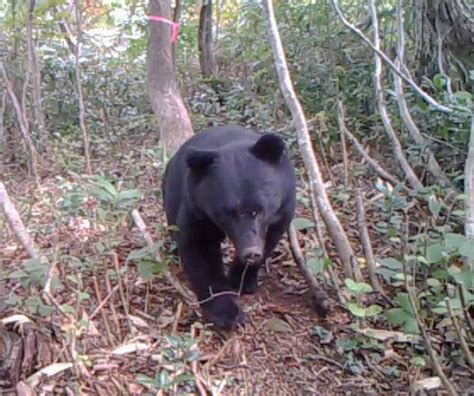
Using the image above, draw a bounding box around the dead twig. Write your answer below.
[355,188,391,302]
[111,251,136,337]
[288,224,330,317]
[446,298,474,369]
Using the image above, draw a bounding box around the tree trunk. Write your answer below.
[198,0,215,78]
[414,0,474,82]
[147,0,193,154]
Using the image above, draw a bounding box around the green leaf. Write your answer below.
[345,278,373,294]
[386,308,410,325]
[292,217,314,231]
[347,302,366,318]
[137,260,167,280]
[410,356,425,367]
[136,373,157,387]
[307,258,326,276]
[61,304,75,314]
[365,304,383,317]
[445,233,474,259]
[378,258,402,270]
[9,269,28,279]
[428,195,442,216]
[403,317,419,334]
[426,243,444,264]
[426,278,441,288]
[396,293,415,314]
[128,246,153,261]
[433,74,445,90]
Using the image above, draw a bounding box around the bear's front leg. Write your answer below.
[178,237,245,330]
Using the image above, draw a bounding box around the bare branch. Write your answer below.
[337,99,402,187]
[446,298,474,369]
[0,61,41,186]
[355,189,391,301]
[288,224,330,317]
[369,0,423,191]
[394,1,455,191]
[330,0,453,114]
[262,0,358,280]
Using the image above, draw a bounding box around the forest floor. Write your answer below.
[1,133,473,395]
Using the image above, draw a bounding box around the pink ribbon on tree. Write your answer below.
[148,15,180,43]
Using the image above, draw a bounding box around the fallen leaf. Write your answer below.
[265,318,292,333]
[128,315,150,329]
[112,342,148,355]
[413,377,442,392]
[25,363,73,388]
[357,328,421,343]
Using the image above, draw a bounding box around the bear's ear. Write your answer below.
[250,133,286,163]
[186,148,218,170]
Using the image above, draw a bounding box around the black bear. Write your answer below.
[162,125,296,330]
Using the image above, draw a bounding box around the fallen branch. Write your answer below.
[131,209,196,304]
[0,182,38,258]
[288,224,330,317]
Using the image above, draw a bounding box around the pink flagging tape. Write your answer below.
[148,15,180,43]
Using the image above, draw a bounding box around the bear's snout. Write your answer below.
[240,246,263,264]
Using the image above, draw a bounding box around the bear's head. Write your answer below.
[186,133,290,264]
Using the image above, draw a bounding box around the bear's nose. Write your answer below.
[241,247,263,264]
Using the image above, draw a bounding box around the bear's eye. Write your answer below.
[250,210,257,218]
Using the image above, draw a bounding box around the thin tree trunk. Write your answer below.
[465,116,474,269]
[262,0,360,280]
[147,0,193,154]
[0,61,41,186]
[74,0,92,174]
[198,0,215,77]
[26,0,47,139]
[394,1,455,191]
[369,0,423,191]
